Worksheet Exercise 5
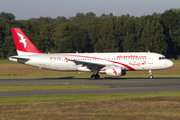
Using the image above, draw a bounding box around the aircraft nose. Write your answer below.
[168,60,174,68]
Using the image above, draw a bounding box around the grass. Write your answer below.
[170,59,180,63]
[0,84,110,92]
[0,59,19,64]
[1,92,180,119]
[0,92,180,105]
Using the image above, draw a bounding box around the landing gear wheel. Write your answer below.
[91,74,100,80]
[149,70,153,79]
[91,75,96,80]
[95,74,100,79]
[149,75,153,79]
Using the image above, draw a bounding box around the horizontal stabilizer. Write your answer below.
[9,56,30,64]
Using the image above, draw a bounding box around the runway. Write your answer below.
[0,77,180,97]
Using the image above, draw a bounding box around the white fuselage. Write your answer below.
[9,52,174,73]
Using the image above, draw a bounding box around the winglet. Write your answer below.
[11,28,43,55]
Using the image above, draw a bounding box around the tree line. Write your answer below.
[0,9,180,58]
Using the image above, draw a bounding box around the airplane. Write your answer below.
[9,28,174,79]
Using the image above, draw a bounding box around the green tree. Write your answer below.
[54,16,67,26]
[0,12,15,20]
[69,13,85,22]
[53,22,89,53]
[142,19,167,54]
[160,9,180,56]
[122,16,136,52]
[0,29,4,58]
[96,14,119,52]
[85,12,96,19]
[80,17,101,52]
[38,25,55,53]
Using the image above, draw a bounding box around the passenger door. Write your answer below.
[148,54,153,64]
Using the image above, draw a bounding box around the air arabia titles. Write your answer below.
[117,55,147,58]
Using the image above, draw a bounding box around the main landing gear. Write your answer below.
[91,74,100,80]
[149,70,153,79]
[91,70,100,80]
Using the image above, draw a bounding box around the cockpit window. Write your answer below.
[159,57,167,60]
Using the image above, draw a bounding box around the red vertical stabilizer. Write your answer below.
[11,28,43,55]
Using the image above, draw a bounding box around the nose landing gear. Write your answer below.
[149,70,153,79]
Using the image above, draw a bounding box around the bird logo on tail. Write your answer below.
[17,33,27,48]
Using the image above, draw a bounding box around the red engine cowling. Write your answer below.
[105,67,126,76]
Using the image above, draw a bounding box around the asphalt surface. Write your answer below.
[0,77,180,97]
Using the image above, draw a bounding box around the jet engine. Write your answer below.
[105,67,126,76]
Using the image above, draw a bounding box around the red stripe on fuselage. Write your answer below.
[106,60,135,70]
[59,54,135,71]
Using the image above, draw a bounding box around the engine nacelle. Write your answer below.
[105,67,126,76]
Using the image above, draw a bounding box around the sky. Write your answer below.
[0,0,180,20]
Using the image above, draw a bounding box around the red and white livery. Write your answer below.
[9,28,174,79]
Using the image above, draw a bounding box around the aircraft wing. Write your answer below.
[70,60,106,70]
